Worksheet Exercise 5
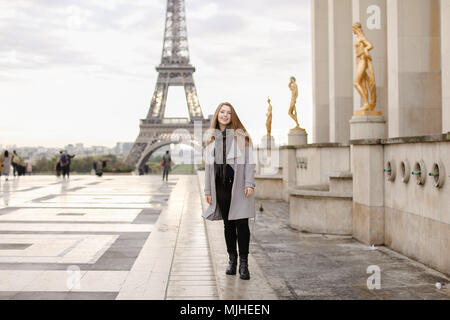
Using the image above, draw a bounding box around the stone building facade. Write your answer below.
[256,0,450,276]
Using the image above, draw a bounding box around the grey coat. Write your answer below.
[202,135,256,221]
[2,156,11,175]
[163,154,172,170]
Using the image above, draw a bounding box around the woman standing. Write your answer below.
[2,151,11,181]
[203,102,256,280]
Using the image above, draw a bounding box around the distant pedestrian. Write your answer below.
[94,160,103,177]
[56,151,63,177]
[203,102,256,281]
[11,150,18,177]
[66,152,75,178]
[2,151,12,181]
[92,161,98,174]
[12,151,25,176]
[26,163,32,176]
[162,151,172,181]
[60,152,70,179]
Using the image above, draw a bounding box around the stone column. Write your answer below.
[442,0,450,133]
[312,0,330,143]
[280,146,297,203]
[328,0,354,143]
[352,0,388,137]
[351,142,385,245]
[350,0,387,244]
[387,0,442,138]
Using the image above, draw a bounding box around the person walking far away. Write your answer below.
[162,150,172,181]
[65,152,75,178]
[60,151,70,179]
[2,151,12,182]
[93,160,103,177]
[11,150,17,177]
[202,102,256,281]
[12,151,26,176]
[56,151,63,177]
[92,160,98,175]
[26,163,32,176]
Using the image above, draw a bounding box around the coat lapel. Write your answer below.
[226,135,242,160]
[206,135,242,164]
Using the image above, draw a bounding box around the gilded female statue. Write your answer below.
[352,22,378,114]
[288,76,300,128]
[266,98,273,137]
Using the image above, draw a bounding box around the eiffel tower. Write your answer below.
[126,0,210,170]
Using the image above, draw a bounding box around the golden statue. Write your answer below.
[288,76,302,129]
[352,22,381,116]
[266,97,273,137]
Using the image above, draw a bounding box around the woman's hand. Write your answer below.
[245,187,254,198]
[205,195,212,205]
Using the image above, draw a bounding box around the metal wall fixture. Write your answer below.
[384,160,396,182]
[412,160,427,186]
[429,161,446,189]
[400,160,411,184]
[297,158,308,169]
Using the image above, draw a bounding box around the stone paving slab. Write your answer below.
[2,173,447,300]
[117,175,218,300]
[250,199,450,300]
[197,171,450,300]
[165,175,218,300]
[0,175,177,299]
[197,171,278,300]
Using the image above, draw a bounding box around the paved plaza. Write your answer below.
[0,174,448,300]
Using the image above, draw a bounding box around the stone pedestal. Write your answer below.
[257,136,280,177]
[288,128,308,146]
[350,113,386,140]
[351,144,385,246]
[260,135,276,149]
[350,111,386,245]
[280,147,297,203]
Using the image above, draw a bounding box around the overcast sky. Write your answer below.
[0,0,312,148]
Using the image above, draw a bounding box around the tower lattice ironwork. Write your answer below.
[126,0,209,170]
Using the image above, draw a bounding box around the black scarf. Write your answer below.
[214,129,230,185]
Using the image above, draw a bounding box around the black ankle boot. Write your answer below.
[226,253,237,275]
[239,257,250,280]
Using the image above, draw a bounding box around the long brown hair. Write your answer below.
[206,102,253,149]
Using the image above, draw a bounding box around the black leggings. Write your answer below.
[62,166,70,178]
[215,177,250,258]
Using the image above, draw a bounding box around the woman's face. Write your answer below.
[218,105,232,127]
